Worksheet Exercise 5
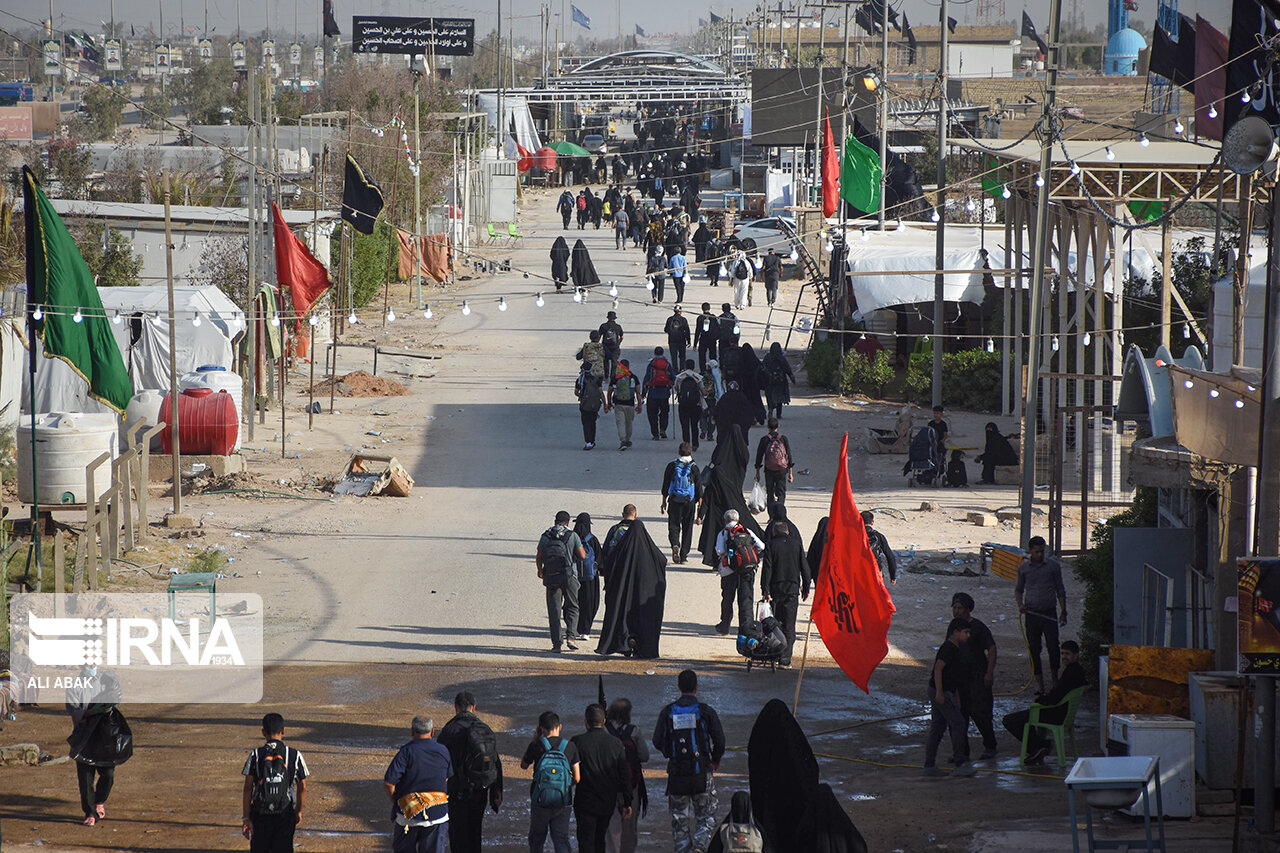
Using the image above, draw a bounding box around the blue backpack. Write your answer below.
[665,702,708,795]
[668,461,696,503]
[532,737,573,809]
[579,533,598,582]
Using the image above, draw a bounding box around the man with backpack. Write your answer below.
[714,509,766,635]
[557,190,575,229]
[673,360,704,451]
[576,191,589,229]
[717,304,740,349]
[383,715,453,852]
[520,710,582,853]
[605,698,649,853]
[643,347,675,441]
[652,670,726,853]
[753,418,794,509]
[576,360,604,451]
[661,442,703,565]
[728,249,751,310]
[536,511,588,653]
[608,360,640,451]
[664,305,691,372]
[571,704,634,853]
[761,248,784,307]
[242,712,309,853]
[438,692,504,853]
[694,303,718,371]
[599,311,624,381]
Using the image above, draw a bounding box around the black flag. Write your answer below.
[947,16,957,34]
[1225,0,1280,132]
[342,154,383,234]
[1175,14,1197,92]
[903,12,917,64]
[1149,24,1177,80]
[323,0,341,37]
[854,6,877,36]
[1021,11,1048,56]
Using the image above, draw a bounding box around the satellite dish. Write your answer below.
[1223,115,1278,175]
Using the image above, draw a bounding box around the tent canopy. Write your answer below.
[96,286,247,343]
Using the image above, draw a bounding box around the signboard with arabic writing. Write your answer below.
[1239,558,1280,674]
[351,16,475,56]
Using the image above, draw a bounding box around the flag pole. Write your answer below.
[19,168,44,584]
[163,169,183,518]
[792,613,815,716]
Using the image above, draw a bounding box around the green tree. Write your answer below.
[69,222,144,287]
[46,138,91,200]
[174,57,238,126]
[80,83,127,141]
[141,82,172,130]
[332,221,391,309]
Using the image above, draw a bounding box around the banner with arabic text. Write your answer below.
[351,16,475,56]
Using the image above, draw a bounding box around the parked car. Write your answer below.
[731,216,797,253]
[582,133,606,153]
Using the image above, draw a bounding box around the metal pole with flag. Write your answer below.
[794,433,897,708]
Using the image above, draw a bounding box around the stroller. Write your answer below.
[903,424,941,486]
[736,601,788,672]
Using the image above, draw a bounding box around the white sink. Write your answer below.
[1065,756,1159,810]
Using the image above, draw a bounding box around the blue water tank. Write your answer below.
[1105,28,1146,75]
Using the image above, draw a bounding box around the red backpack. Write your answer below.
[576,195,587,210]
[650,358,672,387]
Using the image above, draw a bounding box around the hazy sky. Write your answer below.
[0,0,1239,44]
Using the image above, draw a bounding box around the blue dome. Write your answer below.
[1105,28,1146,75]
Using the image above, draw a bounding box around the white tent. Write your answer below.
[22,286,245,415]
[476,92,541,155]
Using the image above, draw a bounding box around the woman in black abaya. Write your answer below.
[713,382,760,448]
[697,424,766,567]
[571,238,601,289]
[595,519,667,659]
[550,236,571,291]
[975,421,1018,484]
[737,343,767,424]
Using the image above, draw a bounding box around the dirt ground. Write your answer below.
[0,185,1239,852]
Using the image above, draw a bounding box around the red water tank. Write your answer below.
[159,388,239,456]
[534,146,557,171]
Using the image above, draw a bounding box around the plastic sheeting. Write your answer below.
[475,92,541,157]
[0,320,25,429]
[96,286,246,342]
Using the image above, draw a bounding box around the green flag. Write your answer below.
[840,135,882,215]
[22,167,132,412]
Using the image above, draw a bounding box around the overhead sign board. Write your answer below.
[351,16,475,56]
[104,38,123,71]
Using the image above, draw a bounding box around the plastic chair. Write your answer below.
[485,223,500,244]
[1020,685,1087,767]
[507,222,525,247]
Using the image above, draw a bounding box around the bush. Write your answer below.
[905,347,1006,413]
[331,221,390,309]
[803,338,842,390]
[842,349,894,398]
[1073,487,1157,668]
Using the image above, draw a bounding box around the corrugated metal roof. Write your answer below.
[953,137,1220,167]
[48,199,339,225]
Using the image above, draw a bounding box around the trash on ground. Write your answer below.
[333,453,415,497]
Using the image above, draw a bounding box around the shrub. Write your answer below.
[803,338,842,390]
[331,221,390,309]
[842,349,895,398]
[905,347,1006,413]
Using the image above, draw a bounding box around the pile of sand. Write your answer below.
[309,370,409,398]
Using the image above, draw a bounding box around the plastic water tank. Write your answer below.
[159,388,239,456]
[17,412,119,506]
[122,389,166,451]
[179,365,243,450]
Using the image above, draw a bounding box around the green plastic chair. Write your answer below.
[1020,685,1087,767]
[507,222,525,247]
[485,223,500,244]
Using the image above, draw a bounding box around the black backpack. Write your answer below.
[252,743,296,815]
[677,375,702,408]
[540,528,573,587]
[734,258,749,280]
[665,701,709,796]
[726,525,761,573]
[602,325,620,348]
[459,718,501,790]
[719,315,738,342]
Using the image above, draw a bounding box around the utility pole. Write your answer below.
[838,0,851,325]
[877,0,888,228]
[246,64,257,443]
[1019,0,1062,541]
[497,0,504,155]
[413,68,423,308]
[931,0,949,407]
[163,170,183,518]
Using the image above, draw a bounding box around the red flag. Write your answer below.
[1194,15,1227,142]
[821,107,839,218]
[271,202,330,314]
[812,433,897,692]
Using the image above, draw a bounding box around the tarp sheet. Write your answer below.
[396,230,451,282]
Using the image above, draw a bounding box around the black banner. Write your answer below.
[1225,0,1280,132]
[351,16,475,56]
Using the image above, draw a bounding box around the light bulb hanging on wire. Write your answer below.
[308,314,318,326]
[151,312,163,327]
[1139,133,1150,147]
[423,305,433,319]
[72,308,83,323]
[193,312,202,327]
[1182,323,1190,339]
[573,288,583,303]
[32,305,42,320]
[271,313,282,327]
[608,282,618,297]
[498,298,507,312]
[1051,336,1059,352]
[461,301,471,315]
[1105,147,1115,161]
[1083,331,1091,346]
[111,310,121,325]
[535,293,545,308]
[386,308,396,322]
[1208,104,1218,119]
[986,338,994,353]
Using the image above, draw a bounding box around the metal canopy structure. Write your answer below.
[489,49,748,105]
[953,138,1239,203]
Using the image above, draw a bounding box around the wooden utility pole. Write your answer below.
[163,170,182,516]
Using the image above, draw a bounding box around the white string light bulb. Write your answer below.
[308,314,318,326]
[1184,379,1194,389]
[111,310,121,325]
[1083,331,1091,346]
[789,249,798,261]
[1210,388,1220,398]
[1069,161,1080,174]
[1208,104,1218,119]
[1139,133,1150,147]
[1182,323,1190,339]
[151,312,163,327]
[824,240,834,253]
[193,312,202,327]
[462,301,472,315]
[1173,120,1184,135]
[1051,336,1059,352]
[931,209,940,222]
[896,219,907,231]
[646,278,656,291]
[348,310,358,324]
[386,308,396,322]
[1035,174,1045,187]
[271,313,282,327]
[986,338,994,353]
[1001,186,1011,199]
[609,282,618,297]
[965,198,975,212]
[1236,399,1246,409]
[535,293,545,307]
[32,306,42,320]
[733,324,740,336]
[1105,147,1115,161]
[498,298,507,312]
[423,306,433,319]
[1242,90,1252,104]
[754,257,764,270]
[72,308,83,323]
[572,289,582,303]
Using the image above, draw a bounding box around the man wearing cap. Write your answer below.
[950,592,998,761]
[598,311,625,383]
[664,306,691,373]
[694,302,718,371]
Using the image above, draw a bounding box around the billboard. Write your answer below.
[104,38,123,71]
[42,39,62,77]
[263,39,276,58]
[314,45,324,67]
[231,40,247,68]
[1239,558,1280,674]
[351,16,475,56]
[198,37,213,61]
[154,42,171,73]
[0,106,34,140]
[289,43,302,65]
[748,68,876,147]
